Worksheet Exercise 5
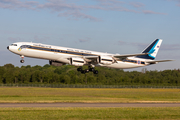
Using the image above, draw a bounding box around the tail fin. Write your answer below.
[137,39,162,60]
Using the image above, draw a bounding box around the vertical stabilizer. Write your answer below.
[137,39,162,60]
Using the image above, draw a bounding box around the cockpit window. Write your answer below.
[11,44,17,46]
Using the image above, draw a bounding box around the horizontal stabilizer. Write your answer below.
[114,53,149,59]
[146,60,174,64]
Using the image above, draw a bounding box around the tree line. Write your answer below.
[0,64,180,86]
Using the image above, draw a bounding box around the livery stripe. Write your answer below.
[21,45,97,57]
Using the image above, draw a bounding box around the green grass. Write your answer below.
[0,107,180,120]
[0,88,179,103]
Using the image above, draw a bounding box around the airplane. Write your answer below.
[7,39,172,74]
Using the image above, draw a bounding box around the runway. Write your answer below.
[0,103,180,107]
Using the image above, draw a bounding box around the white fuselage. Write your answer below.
[8,42,148,69]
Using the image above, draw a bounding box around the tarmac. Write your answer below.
[0,103,180,107]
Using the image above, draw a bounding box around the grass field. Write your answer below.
[0,88,180,120]
[0,88,179,103]
[0,107,180,120]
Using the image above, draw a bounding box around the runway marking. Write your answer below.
[0,103,180,107]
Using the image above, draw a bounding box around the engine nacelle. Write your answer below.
[98,56,114,65]
[70,57,86,66]
[49,60,66,66]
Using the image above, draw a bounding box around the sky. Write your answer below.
[0,0,180,71]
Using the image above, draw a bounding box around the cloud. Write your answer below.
[130,2,145,8]
[0,0,167,21]
[117,40,180,51]
[117,41,127,45]
[143,10,167,15]
[91,0,139,13]
[36,0,101,21]
[58,10,101,21]
[94,0,125,8]
[8,37,22,42]
[7,36,50,43]
[79,39,89,43]
[75,38,90,43]
[0,0,38,10]
[33,36,50,42]
[166,0,180,6]
[161,44,180,50]
[116,40,147,51]
[130,42,180,51]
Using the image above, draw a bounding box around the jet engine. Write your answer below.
[49,60,66,66]
[69,57,86,66]
[98,56,115,65]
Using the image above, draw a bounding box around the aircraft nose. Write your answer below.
[7,46,9,50]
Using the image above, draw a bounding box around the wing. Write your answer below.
[83,53,149,63]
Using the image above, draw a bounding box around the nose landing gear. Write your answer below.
[20,55,25,63]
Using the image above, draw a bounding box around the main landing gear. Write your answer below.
[77,66,98,74]
[20,55,25,63]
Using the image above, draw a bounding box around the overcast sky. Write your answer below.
[0,0,180,71]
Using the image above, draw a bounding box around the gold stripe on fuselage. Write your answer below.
[26,46,98,57]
